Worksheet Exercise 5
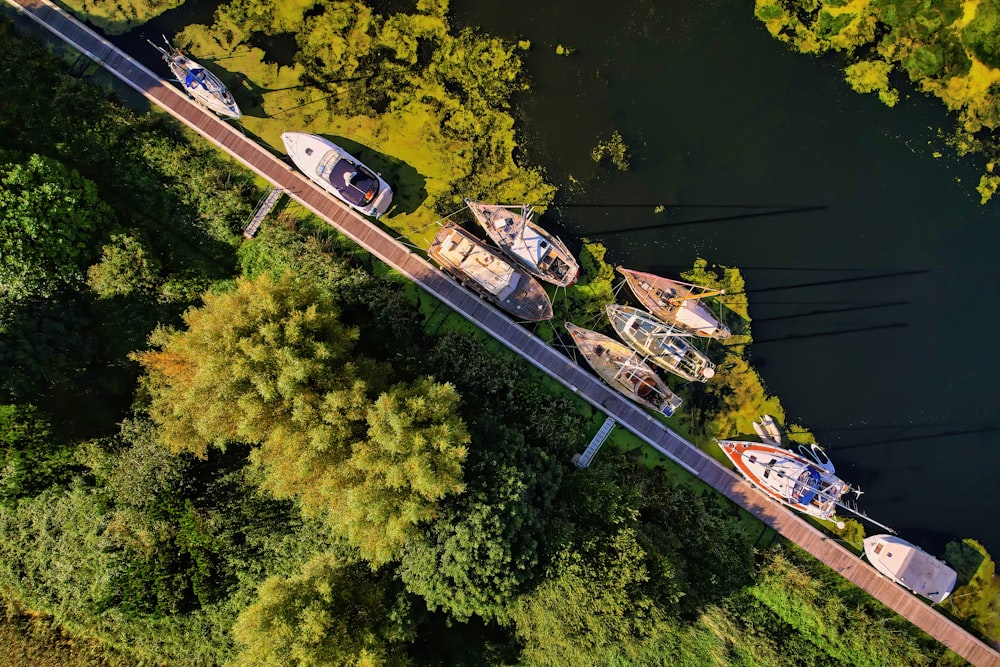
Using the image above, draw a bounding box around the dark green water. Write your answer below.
[115,0,999,555]
[452,0,1000,555]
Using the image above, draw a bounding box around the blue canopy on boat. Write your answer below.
[790,467,821,505]
[184,69,207,90]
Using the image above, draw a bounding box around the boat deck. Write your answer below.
[12,2,996,663]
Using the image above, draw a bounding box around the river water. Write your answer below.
[112,0,998,555]
[449,0,1000,555]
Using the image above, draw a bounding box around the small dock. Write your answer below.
[573,416,616,469]
[242,187,283,239]
[7,2,996,664]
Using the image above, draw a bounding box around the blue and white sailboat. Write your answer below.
[149,37,241,120]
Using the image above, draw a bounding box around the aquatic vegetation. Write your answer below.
[177,0,555,241]
[61,0,184,35]
[755,0,1000,202]
[590,130,631,171]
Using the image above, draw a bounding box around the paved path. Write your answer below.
[6,1,998,664]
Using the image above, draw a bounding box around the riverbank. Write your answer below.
[1,1,992,664]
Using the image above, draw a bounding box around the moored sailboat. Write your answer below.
[606,304,716,383]
[618,267,730,339]
[428,223,553,322]
[149,37,241,119]
[716,439,851,524]
[863,535,957,604]
[565,323,682,416]
[465,199,580,287]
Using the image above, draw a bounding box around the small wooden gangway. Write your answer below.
[242,187,284,239]
[573,416,616,469]
[6,1,997,664]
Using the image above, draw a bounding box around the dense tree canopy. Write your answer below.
[135,273,468,564]
[0,153,113,302]
[232,553,412,667]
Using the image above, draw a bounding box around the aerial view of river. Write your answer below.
[107,0,997,555]
[448,0,1000,555]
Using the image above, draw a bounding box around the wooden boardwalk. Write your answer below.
[6,1,998,664]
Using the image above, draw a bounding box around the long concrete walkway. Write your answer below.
[6,1,998,664]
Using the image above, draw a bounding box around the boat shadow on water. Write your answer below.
[328,135,427,218]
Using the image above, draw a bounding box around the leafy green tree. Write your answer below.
[232,552,413,667]
[135,274,468,564]
[324,378,468,565]
[0,404,73,504]
[133,273,363,458]
[400,423,555,621]
[0,154,113,302]
[86,233,161,298]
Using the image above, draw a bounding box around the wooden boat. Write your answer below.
[149,37,241,119]
[428,223,553,321]
[465,199,580,287]
[863,535,957,604]
[282,132,393,218]
[617,267,730,339]
[606,305,715,383]
[565,323,682,416]
[716,440,851,524]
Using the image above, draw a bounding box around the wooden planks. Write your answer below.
[6,0,998,663]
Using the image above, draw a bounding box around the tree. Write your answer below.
[399,425,549,621]
[232,552,412,667]
[0,153,113,302]
[135,274,468,564]
[254,377,469,565]
[86,232,161,298]
[133,273,363,458]
[0,404,73,504]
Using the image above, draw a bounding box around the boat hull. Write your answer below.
[428,223,553,322]
[565,323,681,415]
[863,535,957,604]
[606,304,715,382]
[281,132,393,218]
[161,51,241,119]
[716,440,848,522]
[466,199,580,287]
[618,267,730,339]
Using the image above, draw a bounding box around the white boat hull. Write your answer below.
[863,535,957,604]
[282,132,393,218]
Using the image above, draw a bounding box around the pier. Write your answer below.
[5,1,998,664]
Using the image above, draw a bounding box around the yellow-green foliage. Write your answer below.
[756,0,1000,202]
[845,59,900,106]
[978,172,1000,203]
[177,0,555,244]
[61,0,183,35]
[943,538,1000,642]
[590,130,630,171]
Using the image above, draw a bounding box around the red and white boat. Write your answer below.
[716,439,851,525]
